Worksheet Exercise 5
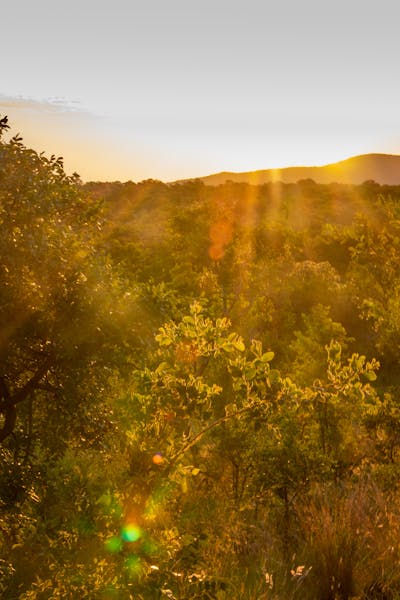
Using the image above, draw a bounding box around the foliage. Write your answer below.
[3,116,400,597]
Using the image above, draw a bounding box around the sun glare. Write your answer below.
[2,97,394,182]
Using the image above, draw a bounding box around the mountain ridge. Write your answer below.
[183,153,400,186]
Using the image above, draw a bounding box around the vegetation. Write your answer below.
[2,115,400,598]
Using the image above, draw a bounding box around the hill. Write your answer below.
[192,153,400,186]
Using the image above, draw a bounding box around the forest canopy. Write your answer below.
[2,116,400,599]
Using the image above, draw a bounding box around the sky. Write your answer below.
[1,0,399,182]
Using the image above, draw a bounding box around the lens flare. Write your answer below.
[208,219,233,260]
[152,452,163,465]
[121,523,142,543]
[105,536,123,553]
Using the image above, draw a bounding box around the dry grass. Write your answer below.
[290,481,400,599]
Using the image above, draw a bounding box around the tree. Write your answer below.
[0,116,135,453]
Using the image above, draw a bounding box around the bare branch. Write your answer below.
[12,360,52,405]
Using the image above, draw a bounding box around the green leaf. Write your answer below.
[183,316,195,324]
[233,339,245,352]
[261,351,275,362]
[365,370,377,381]
[155,334,172,346]
[223,343,235,353]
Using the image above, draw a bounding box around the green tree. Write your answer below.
[0,116,142,596]
[0,115,139,465]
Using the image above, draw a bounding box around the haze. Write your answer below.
[1,0,399,182]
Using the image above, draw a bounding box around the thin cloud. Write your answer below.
[0,95,87,115]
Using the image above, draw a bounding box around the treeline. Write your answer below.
[2,116,400,598]
[88,176,400,380]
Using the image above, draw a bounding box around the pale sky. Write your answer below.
[1,0,399,181]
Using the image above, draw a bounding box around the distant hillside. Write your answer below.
[193,153,400,186]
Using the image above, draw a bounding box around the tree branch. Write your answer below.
[0,361,52,443]
[12,360,52,405]
[0,376,16,443]
[169,405,253,467]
